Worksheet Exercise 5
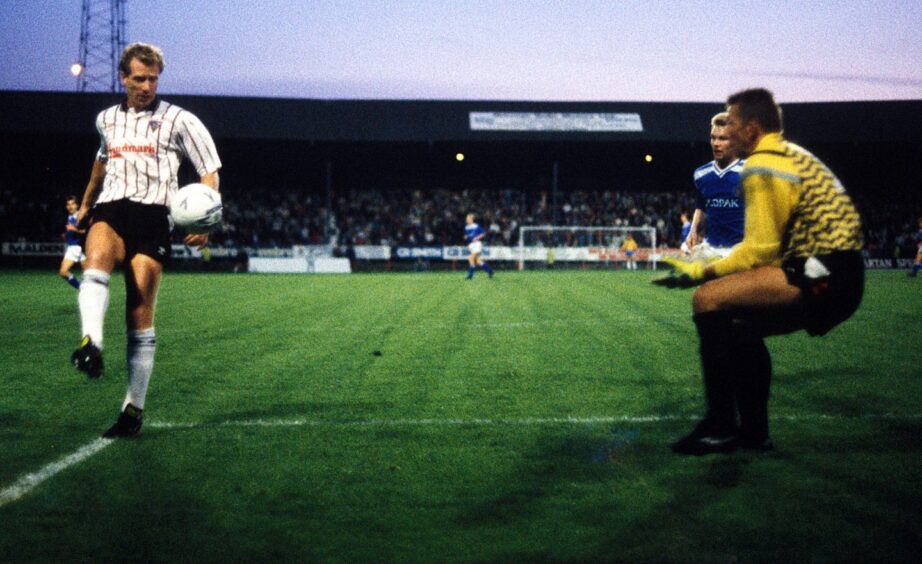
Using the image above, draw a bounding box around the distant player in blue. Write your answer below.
[679,212,692,255]
[686,112,745,259]
[910,217,922,277]
[59,195,85,290]
[464,213,494,279]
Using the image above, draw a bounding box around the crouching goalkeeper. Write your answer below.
[655,88,864,455]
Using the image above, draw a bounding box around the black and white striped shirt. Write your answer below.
[95,98,221,206]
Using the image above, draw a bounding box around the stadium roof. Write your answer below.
[1,91,920,144]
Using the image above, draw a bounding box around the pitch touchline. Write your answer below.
[0,438,113,508]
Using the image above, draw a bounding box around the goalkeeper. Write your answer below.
[655,88,864,455]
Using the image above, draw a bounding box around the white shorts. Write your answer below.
[691,240,735,260]
[468,241,483,255]
[64,245,85,263]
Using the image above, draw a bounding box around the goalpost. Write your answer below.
[517,225,658,271]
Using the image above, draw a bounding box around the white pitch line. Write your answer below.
[147,412,922,431]
[4,412,919,508]
[148,415,695,430]
[0,437,113,508]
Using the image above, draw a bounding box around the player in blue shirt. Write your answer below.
[686,112,745,259]
[464,213,494,279]
[679,212,692,255]
[910,217,922,277]
[58,195,85,290]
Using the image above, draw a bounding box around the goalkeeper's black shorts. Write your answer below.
[782,251,864,337]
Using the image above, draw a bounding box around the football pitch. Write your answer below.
[1,269,920,562]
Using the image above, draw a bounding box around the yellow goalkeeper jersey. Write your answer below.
[712,133,863,277]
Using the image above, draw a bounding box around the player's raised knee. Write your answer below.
[692,283,721,314]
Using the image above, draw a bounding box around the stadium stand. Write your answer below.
[2,92,921,267]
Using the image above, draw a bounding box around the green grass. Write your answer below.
[1,269,920,562]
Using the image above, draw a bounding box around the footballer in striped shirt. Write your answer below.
[72,42,222,438]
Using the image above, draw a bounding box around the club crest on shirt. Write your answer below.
[149,120,161,131]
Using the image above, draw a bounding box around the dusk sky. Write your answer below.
[2,0,921,102]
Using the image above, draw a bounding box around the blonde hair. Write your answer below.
[711,112,729,128]
[119,42,165,75]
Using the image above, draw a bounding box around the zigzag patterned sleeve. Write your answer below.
[711,168,797,277]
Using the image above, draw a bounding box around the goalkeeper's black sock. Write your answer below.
[693,311,738,432]
[733,333,772,442]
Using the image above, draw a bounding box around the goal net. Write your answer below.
[517,225,658,270]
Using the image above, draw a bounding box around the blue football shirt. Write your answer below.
[681,220,691,243]
[65,213,82,246]
[692,159,745,248]
[465,222,485,244]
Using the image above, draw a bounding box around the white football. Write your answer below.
[170,183,223,234]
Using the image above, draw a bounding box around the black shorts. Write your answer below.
[90,200,171,264]
[782,251,864,336]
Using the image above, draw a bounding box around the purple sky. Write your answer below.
[2,0,921,102]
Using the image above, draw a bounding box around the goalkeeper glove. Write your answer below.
[652,257,707,288]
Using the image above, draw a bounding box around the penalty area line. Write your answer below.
[147,412,922,431]
[3,413,918,508]
[148,415,696,430]
[0,437,113,508]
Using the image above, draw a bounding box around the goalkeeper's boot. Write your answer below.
[71,335,104,379]
[102,404,143,438]
[670,419,738,456]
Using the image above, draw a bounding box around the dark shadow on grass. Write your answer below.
[777,366,898,416]
[450,423,792,561]
[0,412,21,427]
[749,419,922,561]
[704,457,746,488]
[588,417,922,561]
[454,426,645,528]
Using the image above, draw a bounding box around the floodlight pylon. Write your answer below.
[76,0,127,92]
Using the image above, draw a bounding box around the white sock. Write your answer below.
[78,269,110,348]
[123,328,156,411]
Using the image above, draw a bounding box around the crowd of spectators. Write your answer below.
[2,183,920,258]
[212,185,695,249]
[852,190,922,259]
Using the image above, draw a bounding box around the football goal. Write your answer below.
[517,225,658,270]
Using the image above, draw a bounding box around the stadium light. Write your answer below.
[455,152,465,162]
[644,154,653,163]
[70,63,84,77]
